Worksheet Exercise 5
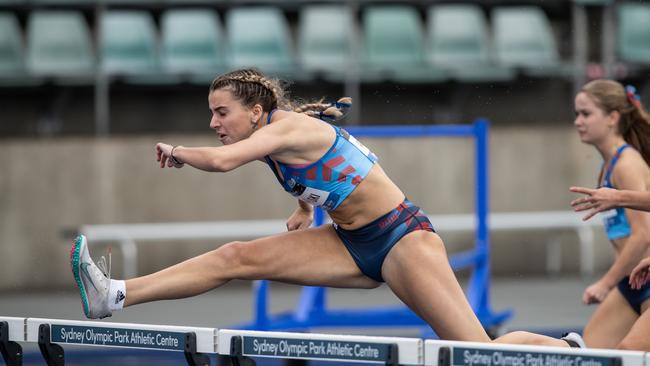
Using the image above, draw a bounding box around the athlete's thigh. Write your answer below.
[236,224,378,288]
[381,230,490,342]
[583,287,638,348]
[618,300,650,351]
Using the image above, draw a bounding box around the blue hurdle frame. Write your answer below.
[237,119,512,337]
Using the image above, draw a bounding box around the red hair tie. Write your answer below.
[626,85,642,109]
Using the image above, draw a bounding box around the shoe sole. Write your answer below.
[70,235,90,317]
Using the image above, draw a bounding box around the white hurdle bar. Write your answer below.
[26,317,217,366]
[424,340,645,366]
[218,329,422,366]
[3,316,650,366]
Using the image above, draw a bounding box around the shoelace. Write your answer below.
[96,247,112,282]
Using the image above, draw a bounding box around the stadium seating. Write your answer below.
[26,10,94,82]
[297,4,354,82]
[100,10,161,82]
[617,2,650,65]
[492,6,565,77]
[427,4,514,82]
[225,7,296,79]
[160,9,224,84]
[362,5,446,83]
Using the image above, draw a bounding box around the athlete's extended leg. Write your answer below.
[124,224,379,307]
[381,230,491,342]
[582,288,637,348]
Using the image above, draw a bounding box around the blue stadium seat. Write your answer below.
[618,2,650,65]
[26,10,94,82]
[362,5,446,83]
[297,5,354,82]
[427,4,514,82]
[161,9,224,84]
[492,6,567,77]
[226,7,298,79]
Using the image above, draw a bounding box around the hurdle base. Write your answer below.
[0,321,23,366]
[38,324,64,366]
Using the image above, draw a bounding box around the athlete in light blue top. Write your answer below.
[71,68,581,348]
[572,80,650,350]
[599,144,632,240]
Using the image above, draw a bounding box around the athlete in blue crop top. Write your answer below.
[70,68,583,349]
[573,79,650,350]
[599,144,633,240]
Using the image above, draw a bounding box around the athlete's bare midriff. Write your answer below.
[328,164,406,230]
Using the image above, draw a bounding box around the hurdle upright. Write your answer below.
[242,119,511,336]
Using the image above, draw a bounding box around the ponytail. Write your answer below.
[293,97,352,123]
[620,86,650,167]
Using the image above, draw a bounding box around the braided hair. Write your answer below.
[210,68,351,123]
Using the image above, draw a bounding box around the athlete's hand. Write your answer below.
[570,186,619,221]
[156,142,184,169]
[630,257,650,290]
[582,280,611,305]
[286,206,313,231]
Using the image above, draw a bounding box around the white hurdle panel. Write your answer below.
[424,340,645,366]
[218,329,423,366]
[4,316,650,366]
[26,318,217,366]
[0,317,25,366]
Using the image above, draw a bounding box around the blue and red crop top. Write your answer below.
[264,111,378,211]
[600,144,632,240]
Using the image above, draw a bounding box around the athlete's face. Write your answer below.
[208,89,262,145]
[574,92,618,145]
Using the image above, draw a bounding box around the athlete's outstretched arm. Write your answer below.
[570,186,650,219]
[156,119,295,172]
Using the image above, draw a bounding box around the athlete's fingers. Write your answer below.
[570,186,596,195]
[582,209,599,221]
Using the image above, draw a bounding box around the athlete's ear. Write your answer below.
[607,110,621,128]
[251,104,264,123]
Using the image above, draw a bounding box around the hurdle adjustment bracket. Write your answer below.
[0,321,23,366]
[437,347,451,366]
[184,332,211,366]
[386,343,399,366]
[225,335,255,366]
[38,324,64,366]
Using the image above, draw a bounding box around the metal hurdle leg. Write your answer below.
[184,332,211,366]
[0,321,23,366]
[38,324,64,366]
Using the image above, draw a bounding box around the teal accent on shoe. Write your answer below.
[72,236,90,317]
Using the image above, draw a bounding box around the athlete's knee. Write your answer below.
[213,241,252,269]
[494,331,549,346]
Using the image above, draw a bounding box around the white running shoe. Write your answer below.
[561,332,586,348]
[70,235,112,319]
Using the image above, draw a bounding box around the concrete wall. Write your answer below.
[0,125,613,291]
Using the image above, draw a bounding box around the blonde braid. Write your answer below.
[226,72,293,110]
[210,69,291,111]
[294,97,353,122]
